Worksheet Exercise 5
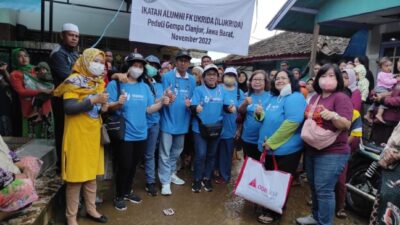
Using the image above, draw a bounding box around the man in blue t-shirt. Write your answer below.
[159,50,196,196]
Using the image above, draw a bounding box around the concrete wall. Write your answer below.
[0,0,131,39]
[366,21,400,77]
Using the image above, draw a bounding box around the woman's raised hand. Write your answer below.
[244,96,253,105]
[118,90,127,105]
[91,93,109,105]
[196,101,203,113]
[115,73,129,83]
[255,100,263,115]
[319,105,335,121]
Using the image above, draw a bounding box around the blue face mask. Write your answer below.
[146,64,158,77]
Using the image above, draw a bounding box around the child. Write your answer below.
[364,57,397,123]
[29,62,54,122]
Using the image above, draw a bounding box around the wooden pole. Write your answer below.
[309,23,320,78]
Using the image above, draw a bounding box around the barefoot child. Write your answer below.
[365,57,397,123]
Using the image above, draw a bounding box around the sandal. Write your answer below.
[336,209,347,219]
[257,213,277,224]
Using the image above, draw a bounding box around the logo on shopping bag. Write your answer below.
[249,178,268,193]
[249,178,257,188]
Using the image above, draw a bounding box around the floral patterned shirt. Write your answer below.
[0,151,19,189]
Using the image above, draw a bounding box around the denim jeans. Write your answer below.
[158,132,185,185]
[218,138,234,181]
[305,152,349,225]
[144,123,160,184]
[193,132,220,181]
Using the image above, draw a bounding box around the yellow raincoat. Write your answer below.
[54,48,106,182]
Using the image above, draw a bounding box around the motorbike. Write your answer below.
[346,138,382,217]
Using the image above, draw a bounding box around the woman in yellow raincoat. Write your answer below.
[54,48,109,225]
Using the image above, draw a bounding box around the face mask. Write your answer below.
[128,67,143,79]
[88,62,104,76]
[146,64,158,77]
[280,84,292,96]
[224,76,236,86]
[319,77,337,92]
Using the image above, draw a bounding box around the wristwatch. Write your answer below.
[333,112,340,120]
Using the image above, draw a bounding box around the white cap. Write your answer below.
[203,64,218,75]
[224,67,237,76]
[62,23,79,33]
[192,66,204,74]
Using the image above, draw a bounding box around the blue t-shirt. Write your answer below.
[220,86,245,139]
[258,92,306,155]
[107,80,154,141]
[160,70,196,135]
[241,91,271,144]
[191,85,224,134]
[146,82,163,125]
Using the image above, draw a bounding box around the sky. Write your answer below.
[204,0,286,61]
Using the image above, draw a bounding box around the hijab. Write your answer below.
[238,72,248,93]
[344,68,358,92]
[12,48,34,73]
[54,48,105,97]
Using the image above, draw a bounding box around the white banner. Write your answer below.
[129,0,255,56]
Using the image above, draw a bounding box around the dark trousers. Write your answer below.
[52,97,64,169]
[242,140,261,160]
[115,140,146,198]
[263,150,303,174]
[262,150,303,217]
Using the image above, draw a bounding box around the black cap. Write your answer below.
[126,53,147,65]
[175,50,192,60]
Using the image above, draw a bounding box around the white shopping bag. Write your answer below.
[234,152,292,214]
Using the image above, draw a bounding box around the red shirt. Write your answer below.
[10,70,52,118]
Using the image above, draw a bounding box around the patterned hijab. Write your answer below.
[12,48,34,73]
[54,48,105,97]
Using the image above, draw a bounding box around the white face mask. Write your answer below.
[88,62,104,76]
[128,67,143,79]
[280,84,292,97]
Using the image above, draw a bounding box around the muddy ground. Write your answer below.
[55,155,368,225]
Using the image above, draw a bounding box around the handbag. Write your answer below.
[301,95,340,150]
[195,115,222,139]
[100,124,110,145]
[104,81,126,140]
[234,150,292,214]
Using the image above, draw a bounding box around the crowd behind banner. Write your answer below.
[0,23,400,225]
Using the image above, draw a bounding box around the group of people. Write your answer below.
[0,22,400,225]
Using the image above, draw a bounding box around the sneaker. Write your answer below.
[114,197,127,211]
[171,173,185,185]
[145,183,158,197]
[161,184,172,196]
[124,192,142,204]
[192,181,202,193]
[296,215,317,225]
[202,179,213,192]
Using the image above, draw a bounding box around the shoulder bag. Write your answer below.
[301,95,340,150]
